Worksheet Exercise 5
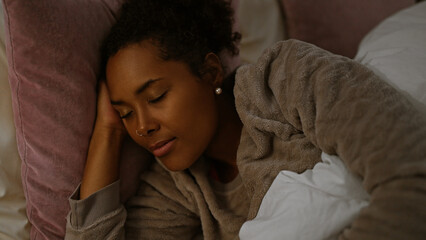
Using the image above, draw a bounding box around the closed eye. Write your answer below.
[120,111,133,119]
[148,91,168,104]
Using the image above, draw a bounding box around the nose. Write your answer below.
[135,111,159,137]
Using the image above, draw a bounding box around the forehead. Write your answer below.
[106,42,161,83]
[105,41,199,99]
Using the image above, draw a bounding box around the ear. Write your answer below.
[202,52,224,88]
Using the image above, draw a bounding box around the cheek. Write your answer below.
[160,94,218,171]
[174,89,218,146]
[124,121,137,142]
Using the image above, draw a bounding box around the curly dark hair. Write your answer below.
[102,0,241,77]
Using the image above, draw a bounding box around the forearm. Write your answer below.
[80,124,125,199]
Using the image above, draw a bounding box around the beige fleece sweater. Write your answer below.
[66,156,250,240]
[65,40,426,239]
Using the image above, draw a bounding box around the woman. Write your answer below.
[65,0,426,239]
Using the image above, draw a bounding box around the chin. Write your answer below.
[164,165,186,172]
[160,155,198,172]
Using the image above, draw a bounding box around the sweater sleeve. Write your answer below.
[124,163,202,239]
[236,40,426,240]
[65,166,203,240]
[65,181,126,240]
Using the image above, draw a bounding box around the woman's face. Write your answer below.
[106,41,221,171]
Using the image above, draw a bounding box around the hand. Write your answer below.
[80,81,125,199]
[95,81,126,134]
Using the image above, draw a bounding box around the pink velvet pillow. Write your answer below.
[2,0,240,239]
[2,0,152,239]
[280,0,415,58]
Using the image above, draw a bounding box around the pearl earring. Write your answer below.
[215,87,222,95]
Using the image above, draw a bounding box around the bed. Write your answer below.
[1,0,425,239]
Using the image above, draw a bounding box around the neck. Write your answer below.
[205,91,242,182]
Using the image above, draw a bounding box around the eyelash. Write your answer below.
[148,91,168,104]
[120,91,168,119]
[120,111,132,119]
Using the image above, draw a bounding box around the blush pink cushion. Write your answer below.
[280,0,415,58]
[1,0,153,239]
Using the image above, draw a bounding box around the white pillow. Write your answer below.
[237,0,286,64]
[239,153,369,240]
[355,2,426,108]
[0,2,30,239]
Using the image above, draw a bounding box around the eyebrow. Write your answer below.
[110,78,162,105]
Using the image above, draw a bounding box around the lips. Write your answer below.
[149,137,176,158]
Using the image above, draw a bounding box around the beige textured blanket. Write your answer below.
[234,40,426,239]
